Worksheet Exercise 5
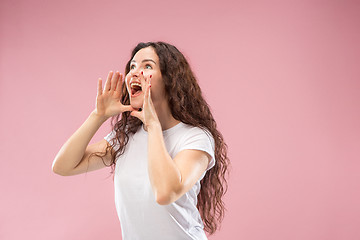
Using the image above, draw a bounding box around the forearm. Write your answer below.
[147,124,182,204]
[52,111,108,174]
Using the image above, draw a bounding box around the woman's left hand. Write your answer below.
[130,73,161,129]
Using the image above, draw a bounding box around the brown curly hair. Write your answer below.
[91,41,230,235]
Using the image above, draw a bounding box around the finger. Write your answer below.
[97,78,103,96]
[121,105,135,112]
[111,71,120,91]
[140,84,151,116]
[147,78,153,107]
[139,71,147,92]
[147,76,152,99]
[147,74,152,89]
[104,71,113,92]
[144,80,151,103]
[148,80,152,102]
[130,110,144,122]
[115,73,123,93]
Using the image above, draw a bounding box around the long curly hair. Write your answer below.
[91,41,230,235]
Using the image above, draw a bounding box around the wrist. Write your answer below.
[90,110,109,123]
[146,122,162,132]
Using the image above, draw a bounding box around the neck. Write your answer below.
[149,100,180,131]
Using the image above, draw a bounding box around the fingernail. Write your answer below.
[141,71,143,75]
[150,75,152,78]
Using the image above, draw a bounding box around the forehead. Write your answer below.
[132,47,159,62]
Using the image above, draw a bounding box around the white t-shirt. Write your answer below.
[104,122,215,240]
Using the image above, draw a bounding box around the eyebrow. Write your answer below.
[131,59,157,65]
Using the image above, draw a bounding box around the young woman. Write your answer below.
[52,42,229,239]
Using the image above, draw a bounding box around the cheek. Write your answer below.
[125,75,131,93]
[151,80,167,98]
[150,75,163,87]
[125,74,131,84]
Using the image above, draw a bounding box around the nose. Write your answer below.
[130,66,141,78]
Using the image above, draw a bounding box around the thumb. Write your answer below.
[130,110,144,122]
[121,105,136,112]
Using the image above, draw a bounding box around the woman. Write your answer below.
[52,42,229,239]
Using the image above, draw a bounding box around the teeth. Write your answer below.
[130,82,141,88]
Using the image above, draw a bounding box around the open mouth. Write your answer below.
[130,82,142,97]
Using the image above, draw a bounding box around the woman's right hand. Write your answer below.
[93,71,133,119]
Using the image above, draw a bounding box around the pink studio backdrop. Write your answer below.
[1,0,359,239]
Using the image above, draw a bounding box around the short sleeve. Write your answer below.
[177,128,216,171]
[104,130,120,152]
[104,130,114,142]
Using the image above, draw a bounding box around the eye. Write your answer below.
[130,64,136,70]
[145,64,152,70]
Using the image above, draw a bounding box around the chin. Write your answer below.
[130,99,143,110]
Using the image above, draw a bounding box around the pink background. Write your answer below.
[1,0,359,239]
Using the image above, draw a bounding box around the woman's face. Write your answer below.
[125,47,166,110]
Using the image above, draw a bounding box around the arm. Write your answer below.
[52,71,133,176]
[130,73,211,205]
[147,124,211,205]
[52,111,109,176]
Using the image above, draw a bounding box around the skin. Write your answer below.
[124,47,211,205]
[53,47,211,205]
[125,47,179,131]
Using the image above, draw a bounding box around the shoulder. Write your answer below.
[177,123,214,146]
[174,122,216,171]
